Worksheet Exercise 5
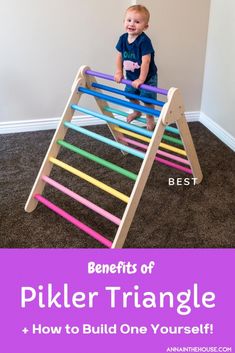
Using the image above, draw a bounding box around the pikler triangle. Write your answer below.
[25,65,203,248]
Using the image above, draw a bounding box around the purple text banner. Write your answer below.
[0,249,234,353]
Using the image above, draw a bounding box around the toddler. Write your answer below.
[114,5,158,131]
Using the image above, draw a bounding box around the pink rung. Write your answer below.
[155,156,192,174]
[120,137,192,174]
[120,137,191,165]
[42,176,121,225]
[35,194,112,248]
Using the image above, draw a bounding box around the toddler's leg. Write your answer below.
[127,99,141,123]
[146,115,155,131]
[145,103,155,131]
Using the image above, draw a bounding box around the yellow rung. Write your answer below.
[49,157,129,203]
[114,126,150,143]
[159,142,187,156]
[114,126,187,156]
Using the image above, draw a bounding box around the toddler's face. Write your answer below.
[124,10,148,36]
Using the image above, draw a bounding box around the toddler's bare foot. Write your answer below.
[146,117,155,131]
[127,111,141,123]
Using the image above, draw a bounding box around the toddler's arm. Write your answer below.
[114,52,124,83]
[132,54,151,88]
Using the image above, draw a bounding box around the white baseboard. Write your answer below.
[200,112,235,151]
[0,111,199,134]
[185,111,200,122]
[0,115,105,134]
[0,110,234,151]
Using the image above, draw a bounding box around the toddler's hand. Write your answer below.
[114,72,124,83]
[132,79,144,89]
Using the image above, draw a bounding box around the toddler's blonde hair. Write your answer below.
[126,5,150,23]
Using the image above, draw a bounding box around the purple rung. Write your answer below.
[85,70,168,96]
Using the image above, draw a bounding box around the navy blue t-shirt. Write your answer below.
[116,32,157,81]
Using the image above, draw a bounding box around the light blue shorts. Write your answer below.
[125,74,158,101]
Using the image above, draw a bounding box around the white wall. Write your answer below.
[201,0,235,138]
[2,0,234,148]
[0,0,210,126]
[137,0,210,111]
[0,0,129,123]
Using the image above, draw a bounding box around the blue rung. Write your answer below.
[71,104,154,138]
[91,82,165,107]
[64,122,146,159]
[103,106,180,135]
[78,86,161,117]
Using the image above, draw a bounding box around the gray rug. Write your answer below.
[0,123,234,248]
